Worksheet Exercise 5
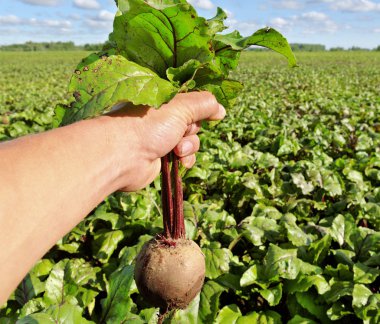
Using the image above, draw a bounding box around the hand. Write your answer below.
[103,92,226,192]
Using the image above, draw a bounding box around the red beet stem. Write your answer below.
[161,155,174,238]
[161,152,185,240]
[172,153,185,239]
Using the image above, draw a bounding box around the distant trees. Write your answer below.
[330,47,345,52]
[0,41,104,52]
[290,43,326,52]
[349,46,370,51]
[83,43,104,51]
[1,41,379,52]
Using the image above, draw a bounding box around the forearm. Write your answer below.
[0,117,130,304]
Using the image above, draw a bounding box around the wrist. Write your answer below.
[97,114,157,192]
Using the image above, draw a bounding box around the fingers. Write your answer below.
[184,121,201,136]
[174,135,199,169]
[174,135,200,157]
[164,92,226,124]
[180,154,196,169]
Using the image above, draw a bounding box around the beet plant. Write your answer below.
[55,0,296,316]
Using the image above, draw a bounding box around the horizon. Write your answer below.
[0,0,380,49]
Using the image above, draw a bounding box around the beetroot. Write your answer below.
[134,153,205,312]
[134,238,205,309]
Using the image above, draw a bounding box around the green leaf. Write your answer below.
[295,291,329,322]
[264,244,301,280]
[214,28,297,67]
[17,313,56,324]
[169,294,199,324]
[100,265,135,323]
[199,79,243,108]
[46,303,94,324]
[291,173,314,195]
[119,234,153,266]
[202,243,233,279]
[19,298,46,318]
[240,216,280,246]
[110,0,213,78]
[321,170,343,196]
[15,274,44,307]
[60,53,177,125]
[355,294,380,322]
[18,303,94,324]
[331,249,355,266]
[324,264,353,281]
[251,204,282,219]
[237,311,282,324]
[352,284,372,308]
[354,262,380,284]
[92,230,124,263]
[323,281,354,304]
[240,265,258,287]
[306,234,331,265]
[207,7,228,35]
[329,214,345,246]
[43,259,98,306]
[43,261,68,305]
[282,213,313,247]
[285,274,330,295]
[287,315,318,324]
[326,302,353,321]
[260,283,283,306]
[139,308,158,323]
[198,281,227,323]
[215,305,241,324]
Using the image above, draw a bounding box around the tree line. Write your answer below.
[0,41,379,52]
[0,41,103,52]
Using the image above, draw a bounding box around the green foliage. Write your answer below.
[1,16,380,324]
[56,0,295,126]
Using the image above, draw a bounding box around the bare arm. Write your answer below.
[0,92,226,304]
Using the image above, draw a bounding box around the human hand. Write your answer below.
[102,92,226,192]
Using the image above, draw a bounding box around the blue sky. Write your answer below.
[0,0,380,48]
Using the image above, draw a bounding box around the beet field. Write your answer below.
[0,51,379,323]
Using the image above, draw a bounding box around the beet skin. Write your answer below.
[134,238,205,310]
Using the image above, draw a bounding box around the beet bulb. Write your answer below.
[134,238,205,310]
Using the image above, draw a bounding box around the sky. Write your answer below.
[0,0,380,49]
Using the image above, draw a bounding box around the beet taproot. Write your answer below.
[134,238,205,310]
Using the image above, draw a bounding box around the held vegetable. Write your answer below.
[134,153,205,311]
[55,0,295,315]
[134,238,205,310]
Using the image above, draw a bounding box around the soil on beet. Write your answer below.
[134,238,205,310]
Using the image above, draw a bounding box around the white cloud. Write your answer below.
[320,0,380,12]
[374,28,380,33]
[0,15,22,25]
[73,0,101,10]
[18,0,60,6]
[98,10,114,21]
[85,10,114,30]
[0,15,71,29]
[188,0,214,10]
[225,18,259,36]
[274,0,304,9]
[270,11,338,34]
[270,17,290,29]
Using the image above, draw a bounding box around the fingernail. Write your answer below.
[181,141,193,155]
[216,104,226,119]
